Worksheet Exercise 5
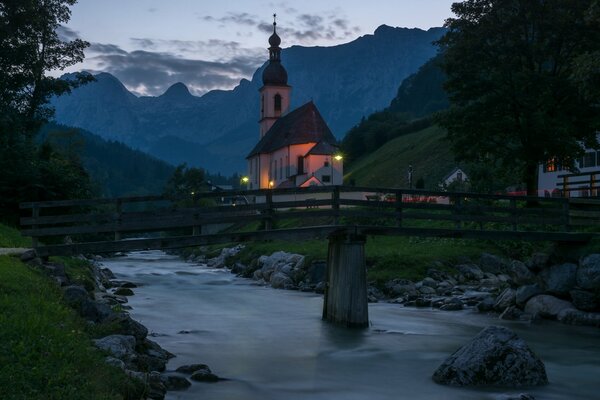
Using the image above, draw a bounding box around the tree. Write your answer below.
[437,0,600,196]
[0,0,93,222]
[163,164,207,205]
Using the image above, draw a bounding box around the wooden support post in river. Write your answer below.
[322,231,368,328]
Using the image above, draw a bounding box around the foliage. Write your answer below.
[0,0,94,223]
[0,255,143,399]
[0,223,31,248]
[163,163,206,203]
[437,0,600,196]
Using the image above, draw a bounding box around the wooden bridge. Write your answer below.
[20,186,600,328]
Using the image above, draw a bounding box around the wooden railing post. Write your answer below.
[192,194,201,236]
[31,206,39,249]
[510,198,518,231]
[264,190,273,230]
[563,176,570,198]
[395,190,403,227]
[332,186,340,225]
[114,199,122,241]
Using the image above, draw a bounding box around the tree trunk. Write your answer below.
[524,162,539,197]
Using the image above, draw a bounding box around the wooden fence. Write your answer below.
[20,186,600,256]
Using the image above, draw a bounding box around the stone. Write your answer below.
[496,394,536,400]
[557,309,600,327]
[499,306,524,320]
[570,289,599,312]
[524,295,575,319]
[160,374,191,391]
[79,298,115,323]
[62,285,89,305]
[421,277,438,288]
[432,326,548,387]
[507,260,535,285]
[577,254,600,290]
[527,252,550,272]
[270,272,293,289]
[19,249,38,262]
[419,286,437,295]
[94,335,137,360]
[230,262,248,275]
[148,371,167,400]
[456,264,484,281]
[538,263,577,296]
[415,297,432,307]
[190,368,219,383]
[105,313,148,341]
[479,253,509,274]
[105,356,125,370]
[175,364,211,374]
[136,354,167,372]
[440,301,463,311]
[387,281,417,297]
[494,288,516,311]
[515,284,543,307]
[314,281,326,294]
[114,287,135,296]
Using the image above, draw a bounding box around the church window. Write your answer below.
[274,94,282,112]
[322,175,331,183]
[297,156,304,174]
[584,152,596,168]
[324,160,329,167]
[274,160,278,179]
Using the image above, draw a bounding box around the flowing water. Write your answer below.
[102,251,600,400]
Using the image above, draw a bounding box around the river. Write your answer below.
[102,250,600,400]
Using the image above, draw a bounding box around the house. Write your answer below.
[246,18,343,189]
[440,167,469,190]
[538,134,600,197]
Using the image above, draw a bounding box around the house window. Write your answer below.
[274,94,282,112]
[322,175,331,183]
[584,152,596,168]
[297,156,304,175]
[324,160,330,167]
[545,159,558,173]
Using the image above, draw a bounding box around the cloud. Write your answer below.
[201,12,260,26]
[57,25,80,41]
[85,43,264,96]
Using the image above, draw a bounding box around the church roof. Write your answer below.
[247,101,338,158]
[305,140,338,156]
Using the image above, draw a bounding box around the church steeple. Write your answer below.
[259,13,291,137]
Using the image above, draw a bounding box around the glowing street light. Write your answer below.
[269,180,275,188]
[334,154,343,161]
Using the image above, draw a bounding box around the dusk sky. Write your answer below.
[59,0,456,96]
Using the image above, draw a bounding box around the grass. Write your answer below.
[0,223,31,248]
[51,256,97,292]
[0,256,143,399]
[344,125,458,189]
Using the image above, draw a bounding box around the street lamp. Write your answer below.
[241,176,249,189]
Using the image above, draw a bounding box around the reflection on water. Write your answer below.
[102,251,600,400]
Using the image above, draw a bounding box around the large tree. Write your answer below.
[0,0,93,221]
[437,0,600,196]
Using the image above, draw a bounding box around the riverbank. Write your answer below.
[186,242,600,328]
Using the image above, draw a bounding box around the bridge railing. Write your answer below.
[19,186,600,256]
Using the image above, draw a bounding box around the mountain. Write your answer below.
[52,25,445,174]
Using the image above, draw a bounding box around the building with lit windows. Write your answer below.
[246,18,343,189]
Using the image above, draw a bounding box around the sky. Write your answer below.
[58,0,456,96]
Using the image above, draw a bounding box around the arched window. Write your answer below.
[274,94,282,112]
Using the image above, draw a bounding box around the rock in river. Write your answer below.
[432,326,548,387]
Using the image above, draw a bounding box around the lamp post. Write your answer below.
[241,176,249,189]
[408,164,413,189]
[334,153,343,185]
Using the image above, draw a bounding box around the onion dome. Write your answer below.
[262,14,288,86]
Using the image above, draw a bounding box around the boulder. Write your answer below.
[494,288,516,311]
[507,260,535,285]
[190,366,219,382]
[62,285,89,305]
[148,371,167,400]
[577,254,600,290]
[479,253,509,274]
[19,249,38,263]
[160,374,191,391]
[499,306,525,321]
[105,313,148,341]
[422,277,438,288]
[524,295,575,319]
[569,289,599,312]
[476,297,496,312]
[440,298,464,311]
[432,326,548,387]
[538,263,577,296]
[79,298,114,323]
[456,264,484,281]
[105,356,125,370]
[175,364,210,374]
[94,335,137,360]
[419,286,437,295]
[270,272,294,289]
[114,287,134,296]
[557,309,600,327]
[515,284,543,307]
[527,252,550,272]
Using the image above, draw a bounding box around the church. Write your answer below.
[246,18,343,190]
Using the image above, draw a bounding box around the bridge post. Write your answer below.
[322,231,368,328]
[114,199,122,241]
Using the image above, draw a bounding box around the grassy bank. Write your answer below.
[0,223,141,399]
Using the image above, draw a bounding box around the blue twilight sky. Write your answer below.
[58,0,456,96]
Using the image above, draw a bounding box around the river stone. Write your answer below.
[577,254,600,290]
[557,309,600,327]
[79,297,114,323]
[62,285,89,305]
[190,366,219,383]
[422,277,438,288]
[419,286,437,295]
[494,288,516,311]
[105,356,125,370]
[538,263,577,296]
[476,297,496,312]
[515,284,543,307]
[160,374,191,390]
[480,253,509,274]
[507,260,535,285]
[499,306,525,321]
[527,252,550,272]
[456,264,484,281]
[175,364,210,374]
[440,298,463,311]
[570,289,599,311]
[114,287,135,296]
[105,313,148,341]
[148,371,167,400]
[94,335,137,360]
[432,326,548,387]
[270,272,293,289]
[524,295,575,319]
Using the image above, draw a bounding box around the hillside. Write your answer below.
[52,25,445,174]
[344,125,458,189]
